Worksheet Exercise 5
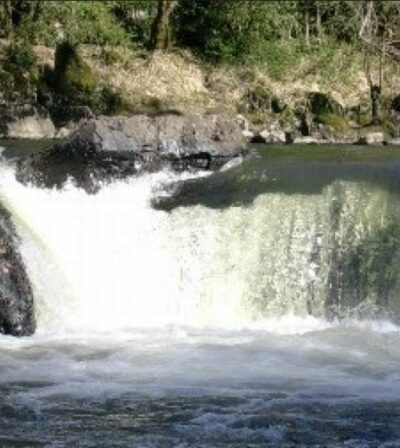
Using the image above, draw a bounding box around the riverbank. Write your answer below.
[2,42,400,145]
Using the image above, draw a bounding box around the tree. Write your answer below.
[358,0,400,124]
[148,0,178,50]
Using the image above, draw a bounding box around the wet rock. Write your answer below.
[16,113,246,192]
[0,205,35,336]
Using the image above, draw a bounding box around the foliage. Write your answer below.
[15,1,131,47]
[2,0,400,120]
[315,113,348,131]
[0,42,38,100]
[99,88,137,116]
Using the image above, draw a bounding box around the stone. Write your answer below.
[252,121,286,144]
[56,126,72,139]
[358,132,385,145]
[293,135,324,144]
[242,129,254,140]
[0,103,56,139]
[235,114,248,128]
[0,205,35,336]
[6,116,56,139]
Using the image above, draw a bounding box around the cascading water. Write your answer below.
[0,146,400,447]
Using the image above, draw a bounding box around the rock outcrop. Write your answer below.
[0,205,35,336]
[16,113,246,192]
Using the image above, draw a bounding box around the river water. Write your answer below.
[0,144,400,447]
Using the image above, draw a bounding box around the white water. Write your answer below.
[1,160,400,446]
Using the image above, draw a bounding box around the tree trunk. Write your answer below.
[316,2,321,40]
[148,0,178,51]
[370,85,381,124]
[305,5,310,45]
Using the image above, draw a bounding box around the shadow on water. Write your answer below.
[153,145,400,210]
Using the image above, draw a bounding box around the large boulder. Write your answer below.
[0,205,35,336]
[16,113,246,192]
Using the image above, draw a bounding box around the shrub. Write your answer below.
[0,43,38,100]
[315,113,348,131]
[99,88,136,116]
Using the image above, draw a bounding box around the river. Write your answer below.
[0,144,399,447]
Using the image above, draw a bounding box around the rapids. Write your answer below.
[0,145,400,447]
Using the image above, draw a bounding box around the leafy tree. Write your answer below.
[14,1,131,46]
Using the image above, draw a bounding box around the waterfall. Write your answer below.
[0,159,400,334]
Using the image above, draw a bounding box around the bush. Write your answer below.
[4,44,38,73]
[245,84,272,112]
[15,1,131,47]
[315,113,348,131]
[0,43,38,100]
[99,88,136,116]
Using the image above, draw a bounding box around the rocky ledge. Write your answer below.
[16,113,246,192]
[0,205,35,336]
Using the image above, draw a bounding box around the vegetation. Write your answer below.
[0,1,400,124]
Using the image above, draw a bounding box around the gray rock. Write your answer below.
[235,114,250,131]
[358,132,385,145]
[56,127,72,139]
[0,103,56,139]
[253,121,286,144]
[6,116,56,139]
[16,113,246,192]
[0,204,35,336]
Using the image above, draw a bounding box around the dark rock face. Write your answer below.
[0,205,35,336]
[16,113,245,193]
